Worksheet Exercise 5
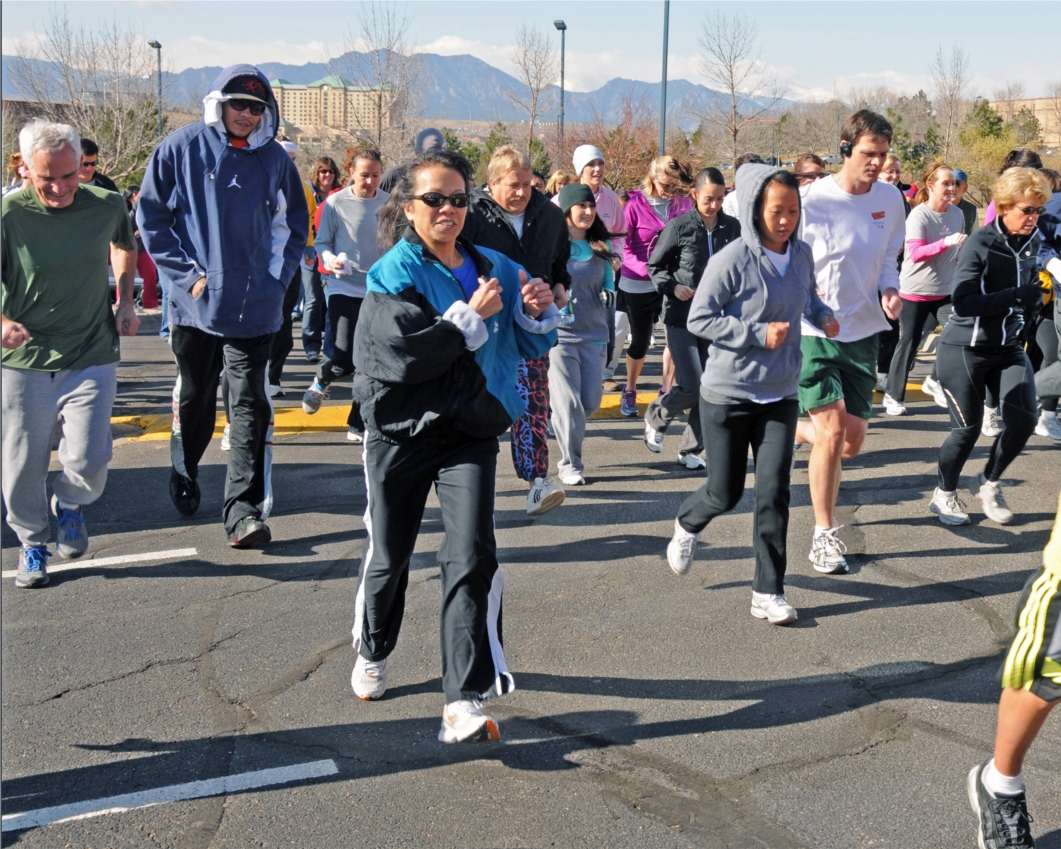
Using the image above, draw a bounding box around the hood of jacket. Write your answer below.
[735,163,799,258]
[202,65,278,150]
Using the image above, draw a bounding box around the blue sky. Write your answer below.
[3,1,1058,99]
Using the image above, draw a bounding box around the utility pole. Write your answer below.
[659,1,670,155]
[148,41,163,139]
[554,20,567,166]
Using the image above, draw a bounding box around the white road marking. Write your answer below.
[1,759,339,832]
[1,547,198,579]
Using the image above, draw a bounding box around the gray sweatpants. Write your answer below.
[549,341,606,477]
[1,363,117,546]
[645,324,709,457]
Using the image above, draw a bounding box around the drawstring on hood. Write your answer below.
[202,64,279,150]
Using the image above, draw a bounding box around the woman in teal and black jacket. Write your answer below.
[349,149,559,745]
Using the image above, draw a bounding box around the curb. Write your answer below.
[110,383,936,442]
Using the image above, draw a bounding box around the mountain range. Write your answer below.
[2,50,789,130]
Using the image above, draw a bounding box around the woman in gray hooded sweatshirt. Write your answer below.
[665,164,839,625]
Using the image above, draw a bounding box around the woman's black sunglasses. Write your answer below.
[228,99,267,116]
[411,192,470,209]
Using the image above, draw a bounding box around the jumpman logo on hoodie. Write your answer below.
[228,175,242,189]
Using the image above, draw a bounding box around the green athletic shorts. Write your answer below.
[799,335,879,420]
[1001,567,1061,702]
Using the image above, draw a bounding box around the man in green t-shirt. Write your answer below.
[1,119,139,589]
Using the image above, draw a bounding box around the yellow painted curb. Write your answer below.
[111,383,934,441]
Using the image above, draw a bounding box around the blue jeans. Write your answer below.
[301,265,326,354]
[159,272,171,338]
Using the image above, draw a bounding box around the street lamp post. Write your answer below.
[659,0,670,155]
[148,40,163,140]
[554,20,566,166]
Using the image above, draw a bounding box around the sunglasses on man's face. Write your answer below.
[412,192,470,209]
[796,172,825,181]
[228,99,266,116]
[81,159,98,169]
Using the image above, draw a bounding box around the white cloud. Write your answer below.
[163,36,335,72]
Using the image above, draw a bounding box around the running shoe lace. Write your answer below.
[311,383,329,401]
[22,547,52,571]
[56,508,83,541]
[988,796,1033,847]
[987,487,1009,511]
[676,530,697,558]
[819,526,847,556]
[362,658,386,677]
[945,492,968,514]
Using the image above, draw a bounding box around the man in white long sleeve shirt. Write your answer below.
[796,110,905,574]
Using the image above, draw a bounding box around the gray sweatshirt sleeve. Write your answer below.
[687,256,770,349]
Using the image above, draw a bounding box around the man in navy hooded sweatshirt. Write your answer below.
[138,66,308,547]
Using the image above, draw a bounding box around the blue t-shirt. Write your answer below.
[450,245,480,299]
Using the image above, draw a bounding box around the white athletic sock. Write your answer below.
[982,758,1024,797]
[813,525,834,538]
[56,499,79,512]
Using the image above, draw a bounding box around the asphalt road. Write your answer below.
[2,315,1060,848]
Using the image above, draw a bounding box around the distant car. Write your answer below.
[783,160,795,168]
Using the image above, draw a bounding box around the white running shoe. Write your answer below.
[438,699,501,743]
[929,487,971,525]
[527,476,565,516]
[876,371,888,391]
[809,527,849,574]
[347,427,363,443]
[921,375,947,408]
[977,474,1013,524]
[644,419,664,453]
[220,424,231,451]
[882,394,906,416]
[302,380,329,414]
[1034,410,1061,441]
[750,591,798,625]
[559,471,585,486]
[982,406,1003,437]
[677,453,706,470]
[268,383,284,398]
[666,518,699,576]
[351,654,388,700]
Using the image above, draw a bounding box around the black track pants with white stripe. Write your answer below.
[936,342,1037,492]
[353,429,511,703]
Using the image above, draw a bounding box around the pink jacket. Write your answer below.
[620,189,692,281]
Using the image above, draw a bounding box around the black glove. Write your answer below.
[600,289,615,309]
[1014,283,1046,307]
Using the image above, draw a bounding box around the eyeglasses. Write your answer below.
[318,169,336,176]
[228,99,267,116]
[1016,205,1046,216]
[411,192,470,209]
[795,171,825,181]
[82,159,98,169]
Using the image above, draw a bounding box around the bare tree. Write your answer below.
[929,43,971,160]
[505,26,558,153]
[7,9,169,182]
[329,2,423,164]
[696,12,785,164]
[569,93,658,191]
[992,81,1025,121]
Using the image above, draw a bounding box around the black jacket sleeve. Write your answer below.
[647,218,683,297]
[952,234,1041,318]
[353,288,469,385]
